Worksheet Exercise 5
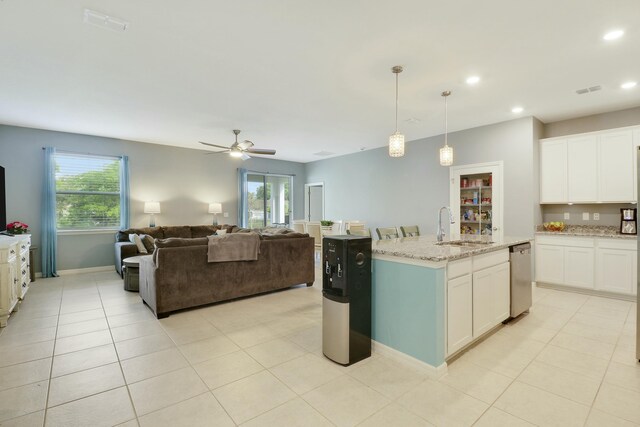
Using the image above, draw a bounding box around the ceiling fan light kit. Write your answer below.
[199,129,276,160]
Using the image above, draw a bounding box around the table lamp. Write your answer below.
[208,202,222,225]
[144,201,161,227]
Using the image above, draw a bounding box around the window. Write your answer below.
[55,152,123,230]
[244,173,292,228]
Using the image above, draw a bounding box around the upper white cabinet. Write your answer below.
[540,126,638,204]
[540,139,568,203]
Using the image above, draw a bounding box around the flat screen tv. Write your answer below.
[0,166,5,233]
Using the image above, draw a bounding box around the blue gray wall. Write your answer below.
[0,125,306,272]
[305,117,539,238]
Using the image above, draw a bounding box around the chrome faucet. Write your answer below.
[437,206,455,242]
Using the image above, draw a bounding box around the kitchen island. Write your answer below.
[371,235,531,376]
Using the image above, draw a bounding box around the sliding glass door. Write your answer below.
[245,173,292,228]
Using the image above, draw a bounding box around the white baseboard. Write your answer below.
[372,340,448,379]
[536,281,636,302]
[55,265,114,276]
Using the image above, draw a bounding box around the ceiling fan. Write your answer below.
[199,130,276,160]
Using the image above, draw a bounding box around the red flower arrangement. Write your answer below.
[7,221,29,234]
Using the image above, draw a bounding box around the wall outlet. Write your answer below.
[223,212,229,218]
[582,212,590,220]
[564,212,570,220]
[593,213,600,220]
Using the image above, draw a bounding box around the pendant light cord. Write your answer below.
[444,93,448,146]
[395,72,399,133]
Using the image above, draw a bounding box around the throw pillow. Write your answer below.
[140,234,155,252]
[216,229,227,236]
[129,234,148,254]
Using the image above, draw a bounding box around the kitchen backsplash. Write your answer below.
[541,203,636,226]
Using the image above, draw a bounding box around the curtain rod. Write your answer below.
[42,147,123,159]
[241,168,296,177]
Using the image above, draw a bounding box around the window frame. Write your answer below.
[244,172,293,229]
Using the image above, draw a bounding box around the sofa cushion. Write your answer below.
[155,237,208,248]
[162,226,192,238]
[190,225,219,238]
[261,232,309,240]
[116,227,164,242]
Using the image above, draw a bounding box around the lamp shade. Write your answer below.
[389,132,405,157]
[208,202,222,214]
[439,145,454,166]
[144,201,161,214]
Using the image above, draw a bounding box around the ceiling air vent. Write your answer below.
[575,85,602,95]
[313,151,335,157]
[84,9,129,32]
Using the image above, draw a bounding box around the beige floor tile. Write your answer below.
[303,375,390,427]
[51,344,118,378]
[473,407,535,427]
[102,301,145,317]
[586,409,639,427]
[178,335,239,364]
[226,325,280,348]
[45,387,135,427]
[0,358,51,392]
[438,359,512,404]
[53,330,112,355]
[612,343,640,367]
[107,310,156,328]
[193,350,264,390]
[286,325,322,352]
[0,410,45,427]
[498,321,558,344]
[213,370,295,424]
[536,291,588,312]
[495,381,590,427]
[243,397,333,427]
[0,327,56,348]
[358,403,433,427]
[48,363,124,407]
[115,333,174,360]
[562,319,621,344]
[396,378,487,427]
[594,382,640,424]
[245,338,306,368]
[4,315,58,333]
[0,381,48,422]
[571,311,627,330]
[57,309,105,326]
[128,367,207,415]
[55,318,109,339]
[121,348,189,384]
[270,353,343,394]
[0,341,54,368]
[535,345,609,381]
[578,303,631,322]
[162,323,221,346]
[115,420,139,427]
[460,339,535,378]
[138,392,234,427]
[348,356,426,400]
[517,360,600,406]
[549,330,615,360]
[604,361,640,394]
[110,320,165,343]
[519,305,575,330]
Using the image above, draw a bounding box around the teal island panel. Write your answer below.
[371,258,446,367]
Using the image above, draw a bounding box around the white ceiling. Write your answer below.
[1,1,639,162]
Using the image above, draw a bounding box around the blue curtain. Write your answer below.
[238,168,248,227]
[41,147,58,278]
[120,156,130,229]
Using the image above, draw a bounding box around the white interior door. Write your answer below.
[304,183,324,221]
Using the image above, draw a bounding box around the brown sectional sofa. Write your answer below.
[114,225,236,276]
[139,231,315,318]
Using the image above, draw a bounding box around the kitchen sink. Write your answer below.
[435,240,494,247]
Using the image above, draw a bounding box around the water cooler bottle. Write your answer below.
[322,235,371,365]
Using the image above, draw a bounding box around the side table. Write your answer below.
[122,255,150,292]
[29,246,38,282]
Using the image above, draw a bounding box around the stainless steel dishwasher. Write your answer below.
[509,242,532,318]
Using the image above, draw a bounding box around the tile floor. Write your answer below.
[0,265,637,426]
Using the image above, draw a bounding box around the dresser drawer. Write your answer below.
[0,244,18,264]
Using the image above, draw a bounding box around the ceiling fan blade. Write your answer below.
[245,148,276,155]
[199,141,231,150]
[205,150,230,155]
[240,153,251,161]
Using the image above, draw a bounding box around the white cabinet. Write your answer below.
[595,239,636,295]
[540,139,568,203]
[535,244,564,284]
[472,262,510,337]
[540,126,637,204]
[599,130,634,202]
[564,247,594,289]
[0,235,31,327]
[567,135,598,202]
[447,274,473,355]
[632,129,640,203]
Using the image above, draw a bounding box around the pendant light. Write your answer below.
[439,90,453,166]
[389,65,405,157]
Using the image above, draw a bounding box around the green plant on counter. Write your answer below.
[320,220,334,226]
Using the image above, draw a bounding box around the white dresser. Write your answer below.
[0,234,31,327]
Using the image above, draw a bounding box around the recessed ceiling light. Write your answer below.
[466,76,480,85]
[603,29,624,41]
[621,81,637,89]
[511,106,524,114]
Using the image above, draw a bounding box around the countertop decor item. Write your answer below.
[388,65,405,157]
[6,221,28,234]
[542,221,565,232]
[620,208,637,235]
[320,220,334,226]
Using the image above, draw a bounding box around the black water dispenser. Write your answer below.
[322,235,371,365]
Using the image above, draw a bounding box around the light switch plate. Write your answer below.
[593,213,600,220]
[564,212,570,220]
[223,212,229,217]
[582,212,589,220]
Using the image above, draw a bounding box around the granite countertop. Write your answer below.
[535,225,635,239]
[372,235,532,262]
